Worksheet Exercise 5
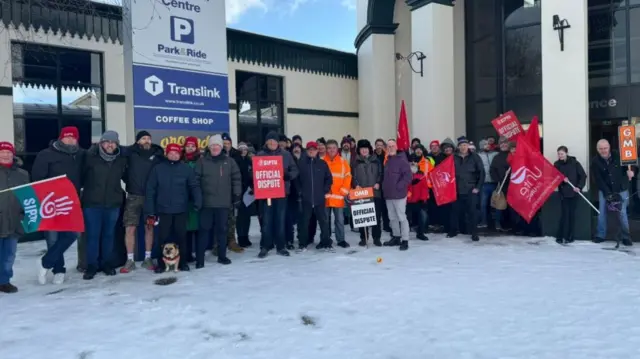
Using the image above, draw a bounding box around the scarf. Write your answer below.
[53,140,79,154]
[99,145,119,162]
[185,150,199,161]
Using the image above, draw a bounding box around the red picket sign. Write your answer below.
[252,156,286,200]
[491,111,525,141]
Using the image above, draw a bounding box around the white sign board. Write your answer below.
[351,201,377,229]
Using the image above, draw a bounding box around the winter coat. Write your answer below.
[323,154,352,208]
[123,144,164,196]
[453,152,485,195]
[352,155,382,198]
[407,173,429,204]
[144,158,201,215]
[408,154,434,186]
[235,154,253,193]
[382,153,412,200]
[184,151,201,231]
[477,150,498,183]
[225,147,242,163]
[81,145,128,208]
[255,147,299,196]
[591,151,630,196]
[31,141,85,192]
[0,159,30,238]
[431,152,447,166]
[195,152,242,208]
[297,153,332,207]
[554,156,587,198]
[490,151,511,194]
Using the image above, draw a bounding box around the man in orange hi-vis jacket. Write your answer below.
[323,139,352,249]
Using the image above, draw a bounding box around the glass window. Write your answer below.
[505,25,542,95]
[504,0,541,28]
[473,37,498,100]
[236,72,258,101]
[59,49,101,85]
[235,71,284,147]
[471,0,497,41]
[259,76,282,102]
[61,86,102,119]
[630,7,640,82]
[588,10,627,87]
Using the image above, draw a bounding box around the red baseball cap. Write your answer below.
[59,126,79,140]
[165,143,182,155]
[429,140,440,147]
[306,141,318,150]
[0,141,15,154]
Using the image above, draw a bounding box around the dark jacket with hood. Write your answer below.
[31,140,85,192]
[433,138,454,165]
[195,151,242,208]
[591,151,630,196]
[0,158,30,238]
[352,154,383,198]
[554,156,587,198]
[490,150,511,194]
[297,152,332,207]
[382,153,412,199]
[81,144,128,208]
[145,156,202,215]
[123,143,164,196]
[255,146,299,195]
[453,151,485,195]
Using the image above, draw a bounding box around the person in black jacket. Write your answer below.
[81,131,128,280]
[145,143,201,272]
[121,131,164,273]
[591,139,635,245]
[489,137,511,231]
[235,142,254,248]
[448,136,485,241]
[33,126,85,285]
[222,132,245,254]
[554,146,587,244]
[352,139,383,246]
[373,138,391,232]
[285,143,303,250]
[296,141,332,250]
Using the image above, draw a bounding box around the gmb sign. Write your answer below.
[125,0,229,134]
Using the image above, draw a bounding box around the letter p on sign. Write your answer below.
[618,125,638,166]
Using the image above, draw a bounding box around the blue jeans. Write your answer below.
[84,207,119,270]
[480,183,497,226]
[597,190,630,240]
[326,207,345,242]
[0,238,18,285]
[260,198,287,250]
[43,231,77,274]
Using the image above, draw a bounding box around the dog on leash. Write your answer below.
[162,243,180,272]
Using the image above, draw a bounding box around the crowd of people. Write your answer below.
[0,126,634,294]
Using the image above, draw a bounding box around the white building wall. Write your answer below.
[394,0,412,126]
[0,27,12,143]
[357,0,369,33]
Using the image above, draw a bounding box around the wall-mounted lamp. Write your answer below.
[395,51,426,77]
[552,15,571,52]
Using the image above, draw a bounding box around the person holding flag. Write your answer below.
[554,146,587,244]
[0,142,29,293]
[32,126,85,285]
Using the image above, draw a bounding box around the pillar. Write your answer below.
[407,0,465,142]
[357,33,397,141]
[0,25,13,143]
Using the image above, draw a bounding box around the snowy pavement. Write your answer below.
[2,226,640,359]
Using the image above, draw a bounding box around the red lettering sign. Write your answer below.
[491,111,525,141]
[252,156,286,200]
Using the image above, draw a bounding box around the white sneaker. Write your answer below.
[37,255,50,285]
[52,273,65,285]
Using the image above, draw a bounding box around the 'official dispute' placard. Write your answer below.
[252,156,286,200]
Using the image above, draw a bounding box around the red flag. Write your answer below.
[524,116,541,152]
[396,100,410,152]
[507,139,564,223]
[12,175,85,233]
[428,155,457,206]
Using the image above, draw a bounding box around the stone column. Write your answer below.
[0,26,14,143]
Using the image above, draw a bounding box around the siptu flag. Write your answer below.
[524,116,541,153]
[397,100,410,152]
[428,155,457,206]
[11,175,84,233]
[506,139,563,223]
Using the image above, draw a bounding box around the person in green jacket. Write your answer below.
[183,136,201,262]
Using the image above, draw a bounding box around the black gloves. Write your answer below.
[411,178,421,185]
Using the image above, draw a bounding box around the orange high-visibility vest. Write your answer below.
[323,154,352,208]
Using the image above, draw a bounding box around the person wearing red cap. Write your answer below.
[0,141,29,293]
[183,136,201,263]
[144,143,201,272]
[33,126,85,285]
[295,141,332,251]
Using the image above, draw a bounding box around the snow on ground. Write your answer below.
[2,224,640,359]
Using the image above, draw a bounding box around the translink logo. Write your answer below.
[144,75,220,99]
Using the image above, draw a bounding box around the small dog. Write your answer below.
[162,243,180,272]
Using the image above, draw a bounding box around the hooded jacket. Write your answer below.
[195,151,242,208]
[31,140,85,192]
[382,153,412,199]
[352,154,383,198]
[123,143,164,196]
[297,152,333,207]
[145,156,202,215]
[554,156,587,198]
[81,144,128,208]
[0,158,29,238]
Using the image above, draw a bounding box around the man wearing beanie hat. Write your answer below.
[194,133,242,268]
[449,135,484,242]
[120,130,164,273]
[352,139,384,247]
[316,137,327,158]
[292,135,302,147]
[0,141,29,293]
[33,126,86,285]
[80,130,128,279]
[254,131,299,258]
[278,134,289,151]
[144,143,201,272]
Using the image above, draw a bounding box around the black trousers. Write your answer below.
[299,204,330,247]
[236,202,252,238]
[308,212,317,243]
[156,212,188,268]
[359,198,383,240]
[185,231,196,262]
[197,207,229,266]
[557,196,577,240]
[450,193,479,236]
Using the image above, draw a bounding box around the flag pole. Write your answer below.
[565,181,600,215]
[0,175,68,194]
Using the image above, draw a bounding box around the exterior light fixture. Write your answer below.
[395,51,426,77]
[552,15,570,51]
